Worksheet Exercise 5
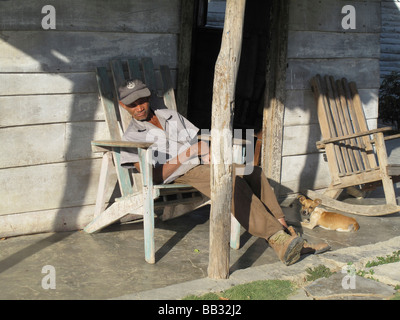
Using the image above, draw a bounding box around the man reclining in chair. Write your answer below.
[118,79,330,266]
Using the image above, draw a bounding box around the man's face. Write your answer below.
[120,97,151,121]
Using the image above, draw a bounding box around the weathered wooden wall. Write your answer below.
[381,0,400,77]
[0,0,180,236]
[0,0,387,236]
[206,0,226,28]
[280,0,381,196]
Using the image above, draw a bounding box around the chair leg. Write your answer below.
[323,187,343,200]
[143,188,155,264]
[140,148,155,264]
[94,152,113,218]
[346,186,367,199]
[381,176,397,206]
[230,215,241,249]
[374,132,398,206]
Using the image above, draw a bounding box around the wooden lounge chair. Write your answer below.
[84,58,243,263]
[307,75,400,216]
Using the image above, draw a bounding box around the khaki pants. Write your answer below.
[174,165,284,239]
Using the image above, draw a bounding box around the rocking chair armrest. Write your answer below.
[91,140,153,153]
[383,133,400,142]
[316,127,393,149]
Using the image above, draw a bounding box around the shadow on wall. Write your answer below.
[0,0,179,270]
[380,0,400,80]
[281,0,383,199]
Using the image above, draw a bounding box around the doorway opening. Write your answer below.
[187,0,273,133]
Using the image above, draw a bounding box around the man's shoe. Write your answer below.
[267,230,304,266]
[287,226,331,255]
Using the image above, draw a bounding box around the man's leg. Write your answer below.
[240,166,285,220]
[175,165,284,239]
[175,165,307,265]
[239,166,330,256]
[232,175,284,239]
[174,165,212,198]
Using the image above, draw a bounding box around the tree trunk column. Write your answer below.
[208,0,246,279]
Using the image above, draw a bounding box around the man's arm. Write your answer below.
[134,140,210,184]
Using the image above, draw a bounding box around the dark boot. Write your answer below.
[287,226,331,255]
[268,230,304,266]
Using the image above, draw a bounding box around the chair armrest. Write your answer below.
[383,133,400,142]
[91,140,153,153]
[316,127,392,149]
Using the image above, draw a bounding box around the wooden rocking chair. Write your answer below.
[307,75,400,216]
[84,58,243,263]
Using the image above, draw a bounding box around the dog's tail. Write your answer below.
[350,222,360,232]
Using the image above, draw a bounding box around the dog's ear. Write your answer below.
[297,195,306,203]
[315,199,322,205]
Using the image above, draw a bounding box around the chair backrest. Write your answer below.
[311,75,378,180]
[95,58,177,194]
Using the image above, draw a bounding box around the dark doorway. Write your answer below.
[187,0,273,132]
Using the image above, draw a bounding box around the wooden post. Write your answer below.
[208,0,246,279]
[261,0,289,194]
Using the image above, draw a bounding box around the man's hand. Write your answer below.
[196,140,210,164]
[136,140,211,184]
[180,140,210,164]
[278,218,288,228]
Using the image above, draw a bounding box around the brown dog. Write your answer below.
[298,196,360,232]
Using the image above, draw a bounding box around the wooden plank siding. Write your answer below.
[0,0,180,236]
[381,0,400,77]
[280,0,381,195]
[0,0,386,236]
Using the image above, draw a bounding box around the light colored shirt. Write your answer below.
[120,106,200,184]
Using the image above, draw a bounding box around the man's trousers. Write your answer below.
[174,165,284,239]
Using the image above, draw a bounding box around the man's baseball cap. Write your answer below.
[118,79,151,105]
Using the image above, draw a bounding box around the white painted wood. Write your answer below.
[0,122,108,168]
[0,124,66,168]
[284,1,381,197]
[286,59,380,90]
[206,1,226,28]
[0,0,386,236]
[0,0,180,33]
[381,0,400,77]
[0,94,103,127]
[65,122,110,161]
[0,205,96,238]
[288,31,380,59]
[0,31,178,72]
[288,0,381,33]
[0,0,183,238]
[284,89,378,126]
[282,124,322,157]
[84,192,148,234]
[0,73,97,95]
[0,159,117,216]
[284,90,319,126]
[138,147,156,264]
[94,152,114,218]
[282,116,378,158]
[280,153,332,193]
